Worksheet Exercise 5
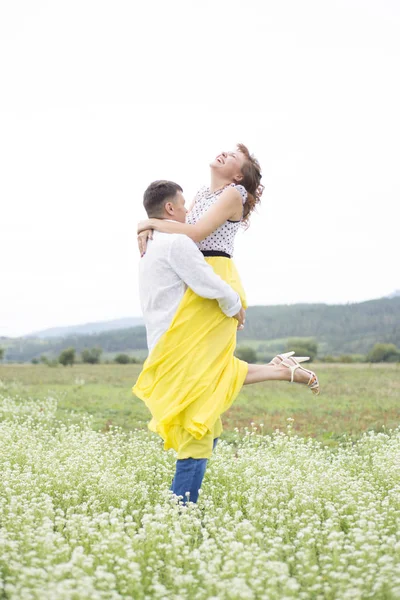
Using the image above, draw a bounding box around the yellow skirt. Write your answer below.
[132,257,248,459]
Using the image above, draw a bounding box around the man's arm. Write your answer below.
[168,235,242,318]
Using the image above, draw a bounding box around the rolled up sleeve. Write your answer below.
[168,235,241,318]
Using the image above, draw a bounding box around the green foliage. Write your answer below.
[235,346,258,363]
[114,353,131,364]
[338,355,356,363]
[0,347,4,361]
[387,354,400,363]
[81,347,103,364]
[31,358,39,364]
[367,343,400,363]
[39,355,58,367]
[286,338,318,362]
[319,355,335,363]
[3,296,400,363]
[4,326,148,363]
[58,347,75,367]
[238,296,400,355]
[319,354,366,364]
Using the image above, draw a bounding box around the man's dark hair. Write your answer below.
[143,180,183,218]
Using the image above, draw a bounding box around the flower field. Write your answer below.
[0,386,399,599]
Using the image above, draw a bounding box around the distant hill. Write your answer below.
[1,296,400,362]
[26,317,144,339]
[387,289,400,299]
[3,325,148,363]
[238,296,400,355]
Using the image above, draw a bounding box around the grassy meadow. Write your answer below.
[0,363,399,445]
[0,363,400,599]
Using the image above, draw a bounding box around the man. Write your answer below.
[134,180,245,504]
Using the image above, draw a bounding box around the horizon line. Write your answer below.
[1,292,399,340]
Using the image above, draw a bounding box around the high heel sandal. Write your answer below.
[281,356,320,395]
[269,351,295,366]
[269,351,310,366]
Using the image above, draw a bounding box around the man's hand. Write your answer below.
[138,229,153,257]
[233,307,246,330]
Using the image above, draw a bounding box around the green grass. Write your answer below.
[1,363,399,446]
[0,364,148,433]
[224,363,400,445]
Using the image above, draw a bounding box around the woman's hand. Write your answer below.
[137,229,153,257]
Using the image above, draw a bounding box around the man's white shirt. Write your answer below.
[139,229,242,352]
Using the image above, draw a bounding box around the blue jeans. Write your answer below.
[170,437,219,504]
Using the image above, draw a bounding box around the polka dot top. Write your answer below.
[186,183,247,257]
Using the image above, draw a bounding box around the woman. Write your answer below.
[133,144,319,503]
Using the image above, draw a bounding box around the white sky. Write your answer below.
[1,0,399,337]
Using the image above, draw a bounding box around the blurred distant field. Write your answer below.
[0,363,399,445]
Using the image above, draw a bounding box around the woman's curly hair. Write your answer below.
[236,143,264,227]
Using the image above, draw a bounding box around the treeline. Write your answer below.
[35,347,142,367]
[1,296,399,363]
[2,327,148,363]
[239,296,400,354]
[235,340,400,364]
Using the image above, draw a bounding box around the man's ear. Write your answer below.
[164,201,175,215]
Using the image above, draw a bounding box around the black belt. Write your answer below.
[201,250,231,259]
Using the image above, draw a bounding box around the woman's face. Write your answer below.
[210,150,246,182]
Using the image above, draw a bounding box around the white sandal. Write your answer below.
[269,351,310,366]
[269,351,295,366]
[281,356,320,395]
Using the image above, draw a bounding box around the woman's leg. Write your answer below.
[244,362,313,385]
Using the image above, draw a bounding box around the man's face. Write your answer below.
[165,191,187,223]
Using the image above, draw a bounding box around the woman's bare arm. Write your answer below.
[137,187,243,243]
[186,195,197,213]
